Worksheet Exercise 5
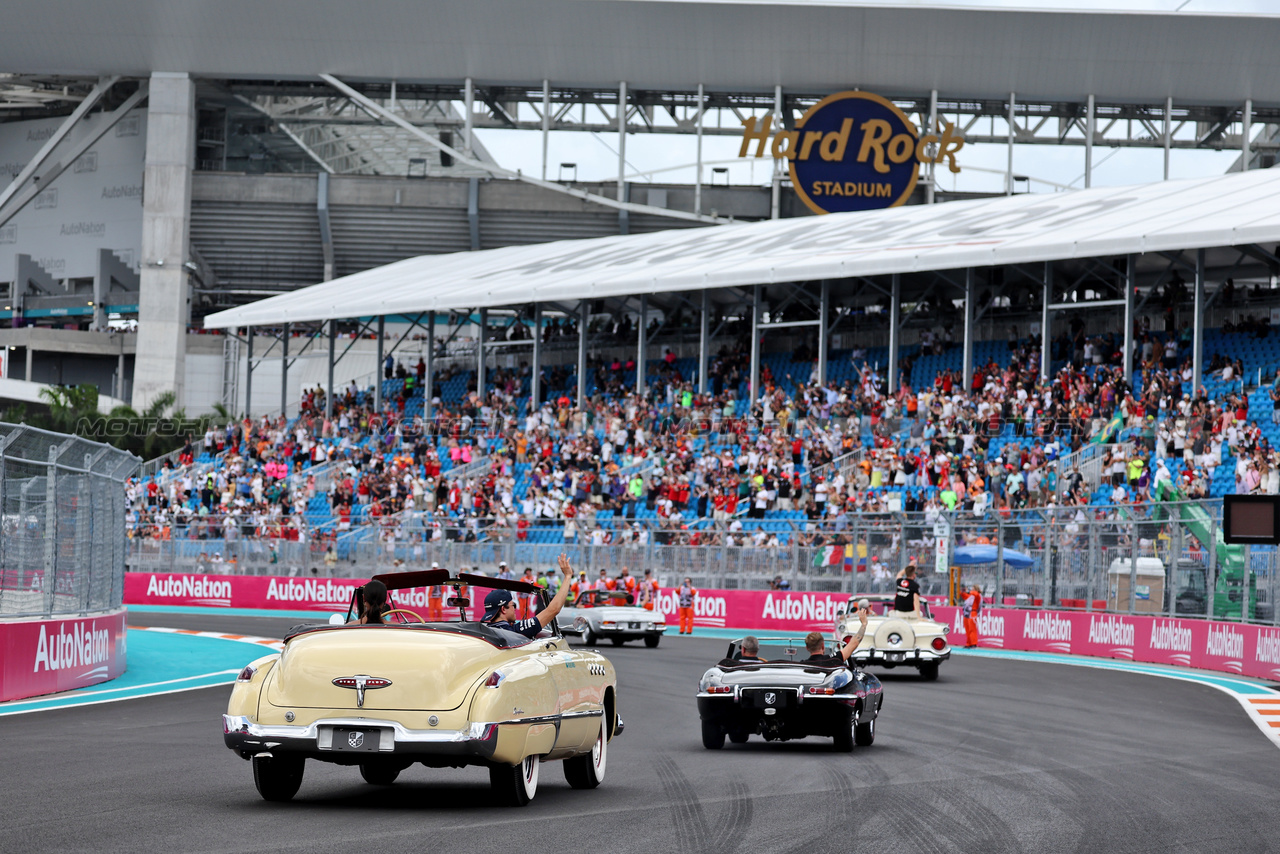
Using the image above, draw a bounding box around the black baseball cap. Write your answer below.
[483,589,514,620]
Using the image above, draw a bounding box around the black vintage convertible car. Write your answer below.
[696,637,884,751]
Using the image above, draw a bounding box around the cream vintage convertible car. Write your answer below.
[223,569,622,806]
[834,594,951,680]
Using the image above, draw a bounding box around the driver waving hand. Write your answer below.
[483,553,575,638]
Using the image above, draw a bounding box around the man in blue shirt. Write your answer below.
[483,553,574,639]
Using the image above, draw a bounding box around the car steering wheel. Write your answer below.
[381,608,425,624]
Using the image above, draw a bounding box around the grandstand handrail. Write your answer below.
[138,437,206,480]
[1055,442,1119,496]
[444,454,492,481]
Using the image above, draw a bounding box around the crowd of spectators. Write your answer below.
[125,322,1278,562]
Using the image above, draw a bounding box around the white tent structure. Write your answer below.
[205,169,1280,416]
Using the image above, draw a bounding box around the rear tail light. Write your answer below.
[705,685,734,694]
[807,687,837,695]
[842,635,853,644]
[484,670,506,688]
[236,665,257,683]
[931,637,947,651]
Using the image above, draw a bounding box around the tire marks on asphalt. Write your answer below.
[653,755,755,854]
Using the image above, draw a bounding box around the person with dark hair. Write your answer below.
[803,607,868,667]
[354,579,389,624]
[893,564,921,615]
[482,553,574,639]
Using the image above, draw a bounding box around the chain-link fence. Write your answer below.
[125,499,1279,625]
[0,423,140,617]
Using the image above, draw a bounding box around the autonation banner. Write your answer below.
[0,608,128,703]
[124,573,1280,682]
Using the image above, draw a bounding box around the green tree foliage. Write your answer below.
[21,385,234,461]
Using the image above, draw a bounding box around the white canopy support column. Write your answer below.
[887,274,900,393]
[818,280,830,387]
[280,323,289,416]
[540,80,550,181]
[477,308,487,400]
[244,328,254,417]
[424,311,435,422]
[618,81,629,235]
[577,301,588,405]
[531,305,542,408]
[698,290,709,395]
[636,294,647,397]
[1006,92,1016,195]
[1123,255,1135,384]
[694,84,705,216]
[749,287,761,402]
[1242,99,1253,171]
[1085,94,1096,189]
[374,316,385,414]
[1040,261,1052,380]
[926,89,938,204]
[1163,96,1173,180]
[1193,249,1205,396]
[771,85,783,220]
[326,319,335,418]
[962,270,974,391]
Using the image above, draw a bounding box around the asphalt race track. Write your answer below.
[7,613,1280,854]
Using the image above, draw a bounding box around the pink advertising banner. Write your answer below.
[123,573,1280,683]
[0,609,128,703]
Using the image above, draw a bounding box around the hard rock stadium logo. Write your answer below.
[738,90,964,215]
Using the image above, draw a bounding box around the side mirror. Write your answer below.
[572,616,589,632]
[328,613,345,626]
[836,607,846,617]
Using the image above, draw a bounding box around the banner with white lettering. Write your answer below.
[0,608,127,703]
[123,573,1280,683]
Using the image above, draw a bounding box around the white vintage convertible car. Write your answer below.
[555,589,666,647]
[223,569,622,806]
[834,594,951,680]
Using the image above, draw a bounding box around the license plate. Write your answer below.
[886,652,905,663]
[629,622,640,629]
[332,727,380,752]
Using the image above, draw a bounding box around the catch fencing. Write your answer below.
[0,423,140,618]
[124,498,1279,625]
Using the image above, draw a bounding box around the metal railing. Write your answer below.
[124,499,1278,625]
[1,423,140,617]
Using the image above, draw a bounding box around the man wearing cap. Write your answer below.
[495,560,513,581]
[483,553,575,639]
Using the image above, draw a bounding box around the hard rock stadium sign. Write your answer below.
[739,90,964,215]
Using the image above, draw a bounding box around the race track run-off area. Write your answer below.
[5,612,1280,854]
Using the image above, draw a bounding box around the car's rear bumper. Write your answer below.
[852,648,950,666]
[223,711,622,763]
[223,714,502,761]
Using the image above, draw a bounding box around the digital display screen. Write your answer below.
[1223,495,1280,545]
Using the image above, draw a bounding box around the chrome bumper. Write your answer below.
[853,648,950,665]
[222,715,500,760]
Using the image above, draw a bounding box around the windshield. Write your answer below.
[726,638,839,663]
[844,598,932,619]
[574,590,635,607]
[354,579,556,638]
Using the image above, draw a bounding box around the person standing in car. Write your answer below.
[894,564,921,615]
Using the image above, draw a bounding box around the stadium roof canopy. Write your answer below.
[203,168,1280,329]
[4,1,1280,104]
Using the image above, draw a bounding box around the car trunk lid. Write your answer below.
[265,626,497,712]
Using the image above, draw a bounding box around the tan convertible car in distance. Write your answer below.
[223,569,621,806]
